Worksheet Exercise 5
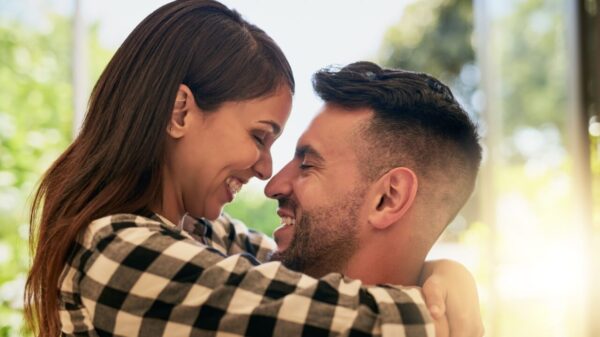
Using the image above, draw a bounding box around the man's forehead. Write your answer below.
[296,105,372,158]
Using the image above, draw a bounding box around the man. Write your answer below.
[265,61,482,291]
[179,61,483,337]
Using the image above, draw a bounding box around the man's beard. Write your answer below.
[271,187,364,278]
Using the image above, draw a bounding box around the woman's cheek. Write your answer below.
[240,143,263,169]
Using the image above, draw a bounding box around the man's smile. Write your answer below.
[274,208,296,251]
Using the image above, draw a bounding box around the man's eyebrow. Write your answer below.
[258,120,281,136]
[295,145,325,162]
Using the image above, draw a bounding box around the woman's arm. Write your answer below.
[62,214,435,337]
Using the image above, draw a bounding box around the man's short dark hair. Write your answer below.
[312,61,482,225]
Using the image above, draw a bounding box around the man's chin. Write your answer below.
[269,250,304,272]
[268,250,287,263]
[268,250,282,262]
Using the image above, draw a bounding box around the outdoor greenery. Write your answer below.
[0,11,114,335]
[0,15,72,336]
[380,0,476,110]
[224,189,280,237]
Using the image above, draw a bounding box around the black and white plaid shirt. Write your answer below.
[59,212,434,336]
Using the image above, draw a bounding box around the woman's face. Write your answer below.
[167,85,292,220]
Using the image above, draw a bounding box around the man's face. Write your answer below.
[264,105,373,277]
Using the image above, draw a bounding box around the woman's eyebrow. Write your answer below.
[258,120,281,136]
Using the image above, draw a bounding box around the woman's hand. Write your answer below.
[420,259,484,337]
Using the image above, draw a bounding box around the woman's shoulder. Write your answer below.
[79,213,182,251]
[90,213,162,230]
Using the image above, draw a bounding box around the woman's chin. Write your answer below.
[185,203,221,221]
[203,204,225,221]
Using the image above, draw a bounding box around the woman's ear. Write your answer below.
[367,167,418,230]
[167,84,195,139]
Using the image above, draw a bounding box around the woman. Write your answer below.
[25,1,482,336]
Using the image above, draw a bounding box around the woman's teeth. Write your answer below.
[225,177,243,196]
[281,216,295,226]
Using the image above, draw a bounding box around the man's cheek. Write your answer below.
[294,181,323,209]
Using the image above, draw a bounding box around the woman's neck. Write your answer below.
[153,165,185,226]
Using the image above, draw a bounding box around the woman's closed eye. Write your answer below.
[252,130,268,147]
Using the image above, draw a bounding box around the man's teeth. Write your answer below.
[281,216,295,226]
[225,177,243,195]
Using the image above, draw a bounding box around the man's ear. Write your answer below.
[167,84,196,139]
[367,167,418,230]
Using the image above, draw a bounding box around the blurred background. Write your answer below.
[0,0,599,336]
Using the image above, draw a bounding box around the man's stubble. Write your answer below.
[271,185,366,278]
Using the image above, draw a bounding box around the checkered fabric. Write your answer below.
[59,212,434,336]
[181,213,276,263]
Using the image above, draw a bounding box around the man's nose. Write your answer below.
[264,162,294,199]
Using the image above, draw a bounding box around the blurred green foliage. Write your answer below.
[492,0,567,138]
[224,188,280,236]
[380,0,474,85]
[0,12,111,335]
[0,15,72,335]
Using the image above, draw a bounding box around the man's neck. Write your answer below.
[342,234,428,286]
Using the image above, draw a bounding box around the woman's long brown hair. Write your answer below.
[24,1,294,335]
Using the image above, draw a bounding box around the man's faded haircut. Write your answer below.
[312,61,482,222]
